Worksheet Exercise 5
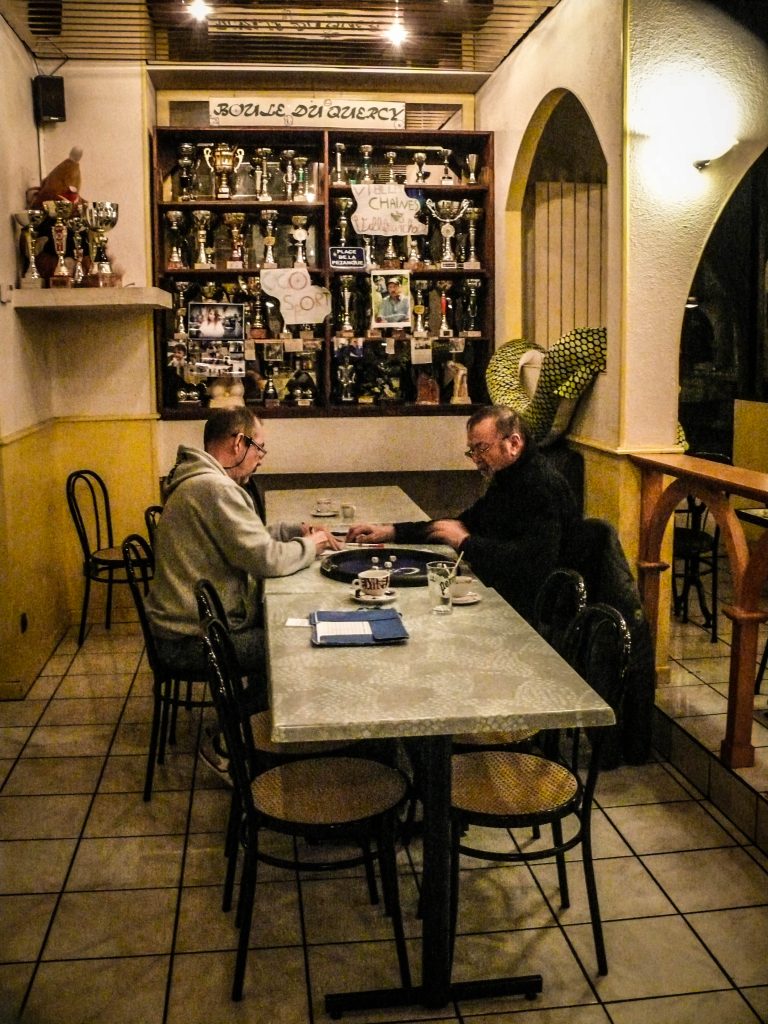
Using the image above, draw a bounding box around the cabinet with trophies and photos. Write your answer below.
[151,126,493,417]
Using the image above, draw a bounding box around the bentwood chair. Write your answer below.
[122,534,212,801]
[450,603,631,976]
[67,469,141,646]
[144,504,163,553]
[200,612,412,1002]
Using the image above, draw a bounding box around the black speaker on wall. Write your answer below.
[28,1,62,36]
[32,75,66,125]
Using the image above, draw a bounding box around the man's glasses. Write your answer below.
[234,432,267,457]
[464,436,507,460]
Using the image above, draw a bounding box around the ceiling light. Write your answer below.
[185,0,211,22]
[384,0,408,46]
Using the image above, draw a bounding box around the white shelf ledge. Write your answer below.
[12,286,172,311]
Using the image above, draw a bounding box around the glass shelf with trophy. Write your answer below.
[151,126,493,419]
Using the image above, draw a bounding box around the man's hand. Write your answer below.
[346,523,396,543]
[301,525,343,554]
[427,519,470,549]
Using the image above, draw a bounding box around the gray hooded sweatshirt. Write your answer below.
[145,444,314,639]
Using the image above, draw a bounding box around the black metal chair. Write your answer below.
[122,534,211,801]
[66,469,140,646]
[144,504,163,552]
[200,611,412,1002]
[450,604,631,976]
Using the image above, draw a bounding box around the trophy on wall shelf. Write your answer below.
[260,209,279,268]
[338,274,356,335]
[440,148,454,185]
[176,142,196,200]
[290,215,308,266]
[331,142,347,185]
[85,201,119,286]
[255,148,273,202]
[192,144,214,198]
[191,209,212,269]
[382,236,400,269]
[426,197,470,269]
[462,205,484,270]
[293,155,310,200]
[413,151,427,183]
[212,142,244,200]
[174,280,192,338]
[245,275,267,338]
[280,150,296,200]
[165,211,188,270]
[412,279,430,336]
[465,152,480,185]
[68,202,88,285]
[437,279,453,337]
[384,150,398,183]
[223,212,247,269]
[334,197,354,245]
[43,199,75,286]
[358,144,374,183]
[14,208,46,288]
[462,278,483,336]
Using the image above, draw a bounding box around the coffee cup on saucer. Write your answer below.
[352,568,391,599]
[451,576,478,601]
[314,497,333,514]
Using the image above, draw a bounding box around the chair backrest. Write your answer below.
[122,533,164,675]
[67,469,114,561]
[195,577,230,629]
[561,603,631,721]
[144,504,163,550]
[677,451,732,537]
[533,568,587,654]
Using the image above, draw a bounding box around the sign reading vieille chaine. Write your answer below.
[209,98,406,130]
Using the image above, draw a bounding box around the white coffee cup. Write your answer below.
[451,576,477,601]
[315,497,333,514]
[352,568,391,597]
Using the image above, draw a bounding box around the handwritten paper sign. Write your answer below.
[209,98,405,130]
[259,267,331,326]
[350,184,428,238]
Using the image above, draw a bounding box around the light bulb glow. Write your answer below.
[186,0,211,22]
[385,19,408,45]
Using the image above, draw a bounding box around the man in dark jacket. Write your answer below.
[347,405,580,622]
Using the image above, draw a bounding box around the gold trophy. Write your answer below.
[426,198,470,268]
[384,150,398,183]
[14,209,46,288]
[280,150,296,200]
[290,215,308,266]
[191,209,212,269]
[68,201,88,285]
[174,280,192,338]
[255,148,273,201]
[176,143,196,200]
[334,197,355,245]
[462,206,484,270]
[165,211,187,270]
[223,212,246,269]
[437,279,453,337]
[331,142,347,185]
[359,144,374,183]
[260,209,278,268]
[412,279,430,336]
[439,148,454,185]
[43,199,75,287]
[293,155,310,200]
[465,152,480,184]
[245,275,267,338]
[413,151,428,182]
[212,142,244,200]
[338,274,356,335]
[382,236,400,269]
[85,201,119,286]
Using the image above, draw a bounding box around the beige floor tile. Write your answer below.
[55,672,135,699]
[24,953,169,1024]
[175,879,303,951]
[39,696,126,726]
[167,947,309,1024]
[678,658,733,686]
[67,835,184,890]
[22,724,115,759]
[641,847,768,911]
[595,762,693,806]
[67,649,143,676]
[604,800,736,854]
[468,1010,611,1024]
[3,755,103,796]
[0,727,31,759]
[0,701,46,728]
[743,985,768,1021]
[39,653,75,677]
[302,871,422,944]
[98,752,195,794]
[607,989,762,1023]
[566,916,729,1000]
[181,831,232,886]
[0,894,57,962]
[655,684,729,718]
[43,888,177,959]
[532,855,675,922]
[0,962,34,1024]
[188,787,230,833]
[0,760,11,788]
[0,838,76,894]
[453,863,556,932]
[686,906,768,987]
[83,790,191,837]
[0,794,91,840]
[24,677,59,700]
[120,695,155,723]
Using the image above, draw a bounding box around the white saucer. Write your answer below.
[350,589,397,605]
[453,592,482,606]
[312,508,339,517]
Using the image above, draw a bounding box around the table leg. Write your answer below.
[325,734,542,1018]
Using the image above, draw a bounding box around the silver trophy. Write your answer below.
[338,274,356,334]
[85,201,119,285]
[293,155,309,200]
[331,142,347,185]
[384,150,398,183]
[165,211,187,270]
[14,209,46,288]
[413,151,428,183]
[465,152,479,184]
[255,148,273,201]
[174,280,192,337]
[359,145,374,183]
[437,279,453,337]
[43,199,75,286]
[462,205,484,270]
[176,143,196,200]
[192,144,214,198]
[334,197,355,245]
[362,236,377,268]
[412,279,430,336]
[440,148,454,185]
[280,150,296,200]
[426,197,470,268]
[68,201,88,285]
[191,209,212,268]
[260,209,278,268]
[245,275,267,337]
[223,212,246,269]
[290,215,308,266]
[462,278,483,336]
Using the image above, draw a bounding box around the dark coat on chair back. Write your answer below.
[563,518,655,766]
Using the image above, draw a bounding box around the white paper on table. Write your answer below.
[315,620,372,641]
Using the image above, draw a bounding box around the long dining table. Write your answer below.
[264,486,615,1014]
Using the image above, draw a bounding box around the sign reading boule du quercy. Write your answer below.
[209,98,406,130]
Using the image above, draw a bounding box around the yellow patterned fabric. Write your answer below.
[486,327,607,444]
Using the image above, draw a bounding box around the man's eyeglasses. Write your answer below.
[234,432,267,457]
[464,436,507,460]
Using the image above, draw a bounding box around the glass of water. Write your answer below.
[427,561,454,615]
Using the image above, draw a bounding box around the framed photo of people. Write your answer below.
[370,270,411,330]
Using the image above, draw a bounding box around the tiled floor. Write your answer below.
[2,605,768,1024]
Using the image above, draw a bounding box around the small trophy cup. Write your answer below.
[176,143,196,200]
[384,150,398,183]
[293,155,309,200]
[223,212,246,269]
[68,202,88,285]
[362,236,377,268]
[440,148,454,185]
[462,278,483,336]
[462,206,484,270]
[465,153,479,184]
[255,148,273,201]
[413,151,428,183]
[245,276,267,338]
[260,209,279,268]
[412,279,430,336]
[437,279,453,337]
[334,197,354,245]
[85,201,119,286]
[426,198,470,268]
[382,236,400,269]
[212,142,244,200]
[359,145,374,183]
[290,215,308,266]
[338,274,356,335]
[191,209,212,269]
[14,209,46,288]
[174,280,192,338]
[331,142,347,185]
[165,211,188,270]
[192,144,214,198]
[43,199,75,287]
[280,150,296,200]
[405,234,423,270]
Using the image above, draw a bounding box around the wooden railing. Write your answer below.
[630,453,768,768]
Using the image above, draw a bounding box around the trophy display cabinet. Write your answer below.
[151,127,494,418]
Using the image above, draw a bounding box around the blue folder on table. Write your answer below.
[309,609,409,646]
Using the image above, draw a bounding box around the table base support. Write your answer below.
[325,974,543,1018]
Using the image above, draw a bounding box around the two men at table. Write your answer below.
[146,407,340,685]
[348,405,580,622]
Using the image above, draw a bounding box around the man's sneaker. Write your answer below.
[199,729,233,787]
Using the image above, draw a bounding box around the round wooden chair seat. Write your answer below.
[451,726,538,750]
[251,756,408,826]
[250,711,352,757]
[451,750,578,818]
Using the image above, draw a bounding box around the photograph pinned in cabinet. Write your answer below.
[187,302,245,342]
[370,271,411,329]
